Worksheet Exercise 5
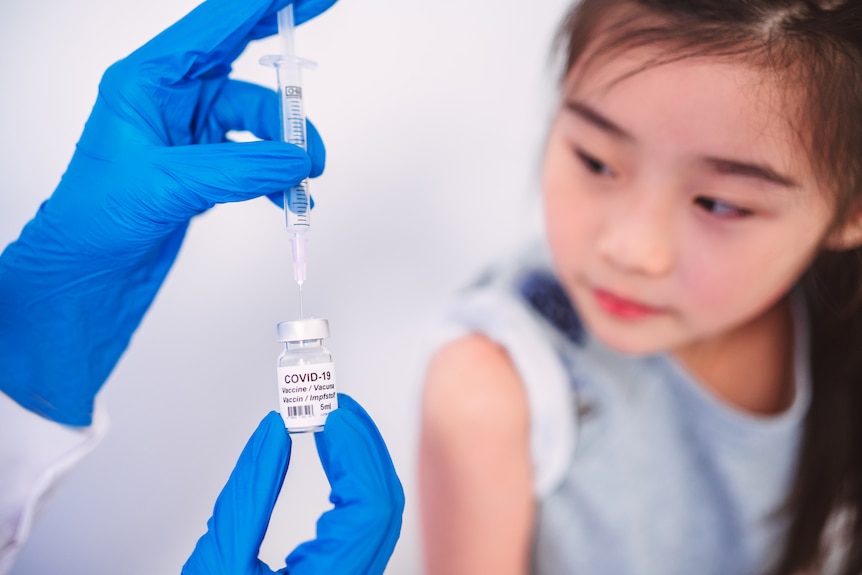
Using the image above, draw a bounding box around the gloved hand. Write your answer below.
[183,394,405,575]
[0,0,336,426]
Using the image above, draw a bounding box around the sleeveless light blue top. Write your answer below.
[429,241,810,575]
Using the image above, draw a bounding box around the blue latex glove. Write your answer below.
[0,0,336,426]
[183,394,405,575]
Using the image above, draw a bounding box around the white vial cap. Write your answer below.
[277,318,330,342]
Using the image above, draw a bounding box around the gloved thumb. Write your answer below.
[285,394,404,575]
[182,411,292,575]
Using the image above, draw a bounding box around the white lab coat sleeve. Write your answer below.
[0,392,108,575]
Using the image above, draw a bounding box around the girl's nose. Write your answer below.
[596,192,675,278]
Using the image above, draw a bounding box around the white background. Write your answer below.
[1,0,569,572]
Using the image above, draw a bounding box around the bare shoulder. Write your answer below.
[420,334,534,574]
[422,333,530,438]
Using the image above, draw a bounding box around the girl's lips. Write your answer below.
[592,287,661,320]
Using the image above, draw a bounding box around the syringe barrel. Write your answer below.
[272,59,307,151]
[271,58,310,232]
[260,5,315,284]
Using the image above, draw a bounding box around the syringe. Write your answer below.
[261,3,315,315]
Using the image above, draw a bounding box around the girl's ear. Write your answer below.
[825,205,862,251]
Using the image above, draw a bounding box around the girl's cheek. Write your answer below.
[676,233,793,326]
[675,236,737,310]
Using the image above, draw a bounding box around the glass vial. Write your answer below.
[276,318,338,433]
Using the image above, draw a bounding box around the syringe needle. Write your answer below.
[299,284,304,318]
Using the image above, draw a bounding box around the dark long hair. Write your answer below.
[556,1,862,573]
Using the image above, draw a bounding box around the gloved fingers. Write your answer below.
[284,394,404,575]
[148,141,311,220]
[267,191,286,209]
[182,411,291,575]
[126,0,338,82]
[318,394,404,511]
[211,81,326,177]
[212,80,281,141]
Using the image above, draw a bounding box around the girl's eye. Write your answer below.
[575,149,615,177]
[694,197,752,219]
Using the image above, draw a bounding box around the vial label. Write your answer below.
[277,362,338,430]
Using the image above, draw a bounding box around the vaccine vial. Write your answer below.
[276,318,338,433]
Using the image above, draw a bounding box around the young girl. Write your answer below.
[419,1,862,573]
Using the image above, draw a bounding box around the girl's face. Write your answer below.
[543,48,835,355]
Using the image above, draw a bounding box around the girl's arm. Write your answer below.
[419,334,534,575]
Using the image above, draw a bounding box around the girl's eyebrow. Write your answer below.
[565,100,799,189]
[705,157,800,189]
[564,100,634,141]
